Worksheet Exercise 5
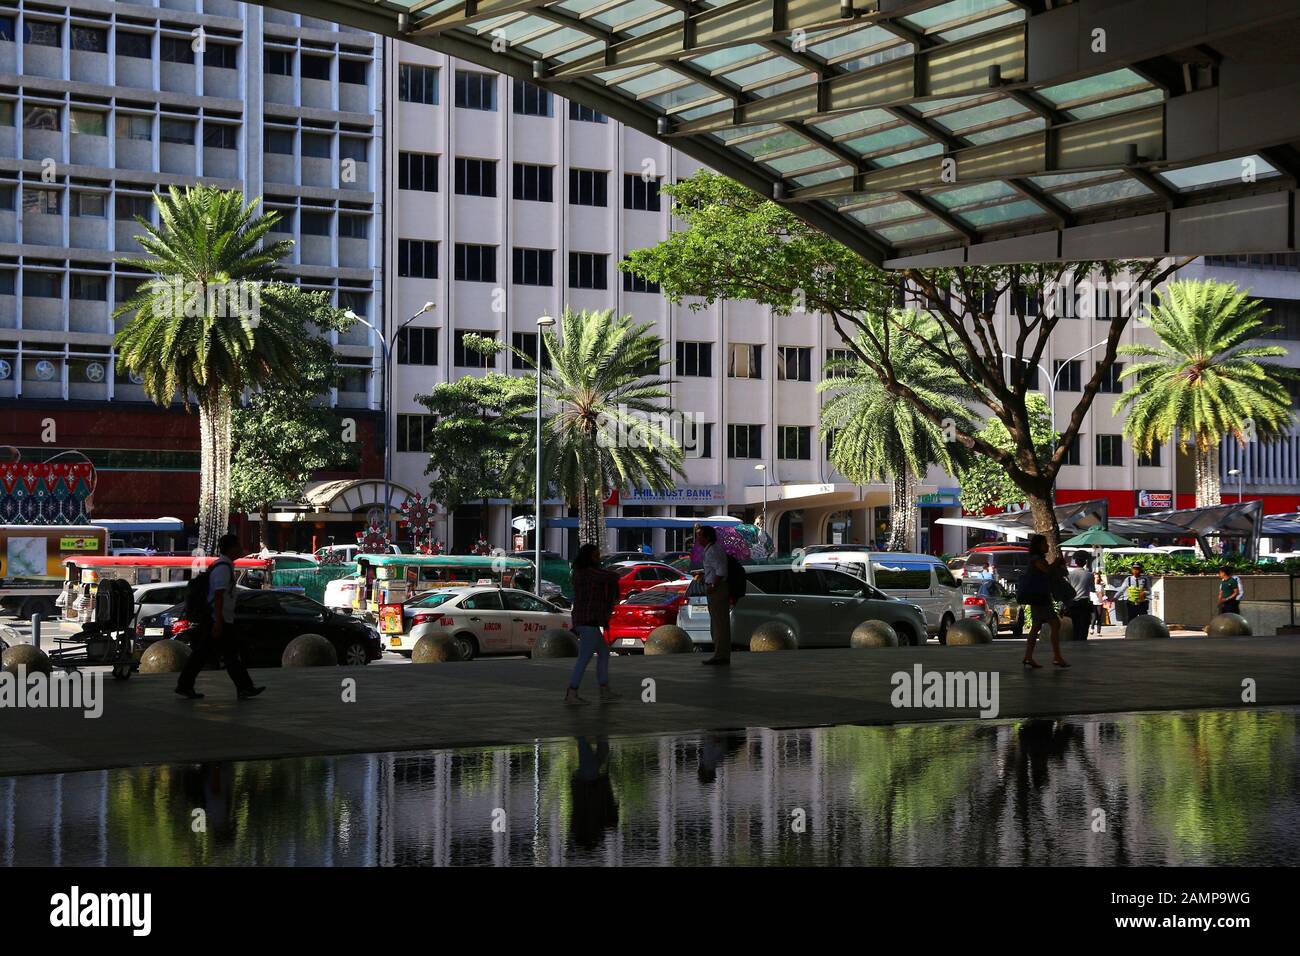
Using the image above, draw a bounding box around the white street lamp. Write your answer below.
[346,301,435,539]
[534,314,555,594]
[754,463,768,531]
[1228,467,1244,504]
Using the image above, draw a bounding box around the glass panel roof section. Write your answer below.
[872,143,945,168]
[963,117,1045,146]
[846,200,922,226]
[719,56,802,90]
[956,200,1044,228]
[685,44,767,73]
[810,110,891,139]
[902,0,1018,32]
[1064,89,1164,121]
[589,0,677,31]
[930,182,1019,209]
[936,9,1024,43]
[877,218,955,242]
[1054,177,1153,210]
[1158,156,1280,191]
[1039,69,1150,107]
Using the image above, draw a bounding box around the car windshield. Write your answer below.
[408,592,459,609]
[961,581,987,595]
[626,586,685,605]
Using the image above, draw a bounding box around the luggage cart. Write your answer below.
[47,578,138,680]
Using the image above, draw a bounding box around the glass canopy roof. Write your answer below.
[251,0,1300,265]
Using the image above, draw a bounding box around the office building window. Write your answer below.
[25,106,61,132]
[339,59,367,85]
[205,43,237,70]
[1054,359,1081,392]
[265,49,293,76]
[72,191,106,218]
[338,215,368,240]
[513,79,552,116]
[161,118,196,145]
[264,128,294,154]
[454,243,497,283]
[777,346,812,382]
[684,421,713,459]
[624,174,662,211]
[398,239,438,279]
[24,189,60,215]
[301,133,331,159]
[728,344,762,379]
[1062,434,1081,466]
[1137,445,1162,468]
[396,414,437,453]
[1098,362,1124,393]
[300,211,331,236]
[1096,434,1124,467]
[512,248,554,287]
[676,341,712,378]
[622,266,660,294]
[301,54,330,80]
[399,152,438,192]
[160,36,195,64]
[778,425,812,460]
[71,26,107,53]
[70,274,107,301]
[70,109,107,137]
[115,194,153,222]
[568,252,607,290]
[569,169,608,207]
[25,272,62,297]
[340,137,368,163]
[727,424,762,459]
[825,348,854,377]
[397,327,438,366]
[455,158,497,197]
[512,332,552,370]
[455,71,497,111]
[513,162,553,202]
[399,64,438,105]
[0,271,15,295]
[203,125,237,150]
[25,21,61,47]
[569,102,606,123]
[116,32,151,58]
[454,330,496,368]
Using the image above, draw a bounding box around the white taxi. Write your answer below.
[387,586,572,661]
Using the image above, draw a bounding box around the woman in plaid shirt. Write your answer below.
[565,543,623,705]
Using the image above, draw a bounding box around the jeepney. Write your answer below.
[60,555,273,625]
[352,553,534,633]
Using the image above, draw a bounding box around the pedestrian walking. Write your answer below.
[697,525,731,665]
[1065,551,1094,641]
[1018,534,1069,669]
[564,543,621,705]
[175,533,264,700]
[1217,566,1243,615]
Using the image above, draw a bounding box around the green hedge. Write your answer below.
[1101,553,1300,576]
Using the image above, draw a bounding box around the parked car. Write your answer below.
[402,586,572,661]
[607,561,690,600]
[314,543,402,564]
[323,575,362,613]
[656,550,692,564]
[131,580,195,626]
[599,551,656,567]
[676,563,928,649]
[137,590,382,666]
[606,581,691,653]
[960,576,1023,636]
[805,551,963,641]
[960,546,1031,586]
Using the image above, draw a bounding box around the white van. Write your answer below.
[806,551,963,640]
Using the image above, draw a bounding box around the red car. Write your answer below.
[606,581,690,653]
[609,561,689,600]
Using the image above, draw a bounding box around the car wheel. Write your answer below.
[894,624,917,647]
[454,633,479,661]
[342,640,370,666]
[938,614,954,645]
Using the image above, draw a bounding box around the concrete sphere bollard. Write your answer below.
[749,621,797,652]
[850,620,898,648]
[945,619,993,645]
[1124,614,1170,640]
[281,633,338,667]
[412,630,461,662]
[1206,613,1252,638]
[533,628,579,658]
[645,625,694,655]
[1,643,52,676]
[139,639,192,674]
[1057,616,1075,643]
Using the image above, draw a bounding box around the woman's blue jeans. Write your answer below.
[568,625,609,689]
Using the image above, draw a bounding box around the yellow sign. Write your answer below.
[60,537,101,552]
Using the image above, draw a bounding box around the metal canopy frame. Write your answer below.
[250,0,1300,266]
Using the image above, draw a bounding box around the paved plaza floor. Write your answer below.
[2,635,1297,777]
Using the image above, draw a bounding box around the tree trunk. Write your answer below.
[1195,444,1222,508]
[886,471,916,552]
[196,394,233,555]
[1026,488,1062,560]
[259,503,271,551]
[577,484,605,548]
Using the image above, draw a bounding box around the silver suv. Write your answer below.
[677,563,930,648]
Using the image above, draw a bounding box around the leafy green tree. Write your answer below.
[819,310,973,550]
[957,393,1056,514]
[624,172,1185,554]
[417,371,534,548]
[509,308,685,546]
[114,185,307,552]
[1114,279,1298,506]
[230,287,356,549]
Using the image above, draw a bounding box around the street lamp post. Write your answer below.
[346,302,435,540]
[534,315,555,595]
[1228,467,1244,504]
[754,463,768,530]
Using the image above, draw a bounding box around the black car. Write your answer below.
[138,590,382,666]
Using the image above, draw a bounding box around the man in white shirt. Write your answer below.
[698,526,731,665]
[176,533,264,700]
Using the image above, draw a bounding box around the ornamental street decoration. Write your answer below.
[356,521,391,555]
[0,458,96,525]
[399,492,436,552]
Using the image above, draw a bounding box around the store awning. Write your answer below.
[91,518,185,533]
[261,479,419,522]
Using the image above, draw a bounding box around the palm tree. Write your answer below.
[1114,279,1297,506]
[819,310,972,551]
[511,308,685,546]
[114,186,304,552]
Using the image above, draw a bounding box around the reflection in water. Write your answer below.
[2,709,1297,866]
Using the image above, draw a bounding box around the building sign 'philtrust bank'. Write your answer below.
[623,485,726,507]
